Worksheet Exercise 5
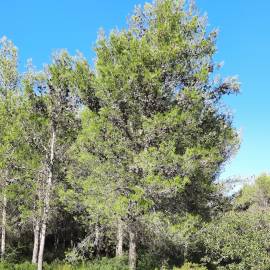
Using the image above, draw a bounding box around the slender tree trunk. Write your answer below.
[37,129,56,270]
[116,218,124,257]
[37,215,47,270]
[1,192,6,260]
[128,226,137,270]
[32,218,40,264]
[94,223,101,257]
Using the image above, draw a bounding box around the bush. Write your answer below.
[83,257,129,270]
[199,211,270,270]
[45,257,129,270]
[176,262,207,270]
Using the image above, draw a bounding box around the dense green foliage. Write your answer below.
[0,1,267,270]
[199,211,270,269]
[193,175,270,270]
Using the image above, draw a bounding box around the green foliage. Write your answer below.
[235,174,270,209]
[0,260,208,270]
[67,5,239,265]
[199,175,270,270]
[199,210,270,270]
[0,262,36,270]
[0,0,241,269]
[140,212,203,267]
[177,262,207,270]
[48,257,129,270]
[85,257,129,270]
[0,36,18,94]
[0,258,129,270]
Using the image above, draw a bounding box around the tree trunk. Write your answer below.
[37,129,56,270]
[116,218,124,257]
[37,214,47,270]
[94,223,101,257]
[128,227,137,270]
[32,218,40,264]
[1,193,6,260]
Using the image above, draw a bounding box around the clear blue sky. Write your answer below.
[1,0,269,179]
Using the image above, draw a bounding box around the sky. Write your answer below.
[0,0,269,179]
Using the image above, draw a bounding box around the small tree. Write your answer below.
[0,36,19,260]
[9,51,83,269]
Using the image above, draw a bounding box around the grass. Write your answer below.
[0,257,129,270]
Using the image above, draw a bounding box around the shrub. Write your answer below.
[176,262,207,270]
[45,257,129,270]
[88,257,129,270]
[199,210,270,270]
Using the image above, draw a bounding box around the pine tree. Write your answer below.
[70,1,240,269]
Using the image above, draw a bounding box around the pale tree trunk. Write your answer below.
[37,129,56,270]
[37,215,47,270]
[94,223,101,257]
[128,227,137,270]
[116,218,124,257]
[32,189,42,264]
[32,218,40,264]
[1,192,6,260]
